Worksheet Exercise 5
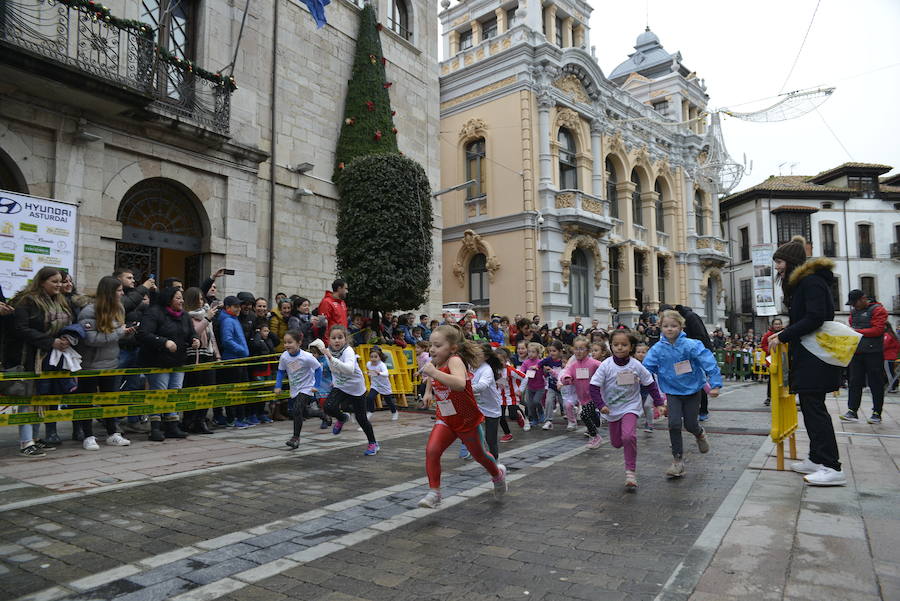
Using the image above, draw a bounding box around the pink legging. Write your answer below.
[425,423,501,489]
[608,413,638,471]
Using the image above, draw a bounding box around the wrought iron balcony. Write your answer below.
[0,0,232,136]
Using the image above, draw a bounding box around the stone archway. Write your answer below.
[700,268,724,303]
[452,229,500,287]
[560,234,603,288]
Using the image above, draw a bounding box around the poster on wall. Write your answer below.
[0,189,78,298]
[751,243,776,316]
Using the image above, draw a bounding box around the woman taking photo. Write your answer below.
[182,287,219,434]
[77,276,133,449]
[767,236,845,486]
[12,267,73,456]
[137,287,200,441]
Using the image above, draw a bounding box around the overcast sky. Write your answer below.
[589,0,900,188]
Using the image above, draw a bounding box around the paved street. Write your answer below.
[1,382,895,601]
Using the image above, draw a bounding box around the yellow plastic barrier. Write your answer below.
[355,345,412,408]
[768,345,798,470]
[752,348,769,377]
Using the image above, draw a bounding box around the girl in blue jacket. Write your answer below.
[643,310,722,478]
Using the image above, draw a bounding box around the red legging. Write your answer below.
[425,423,501,489]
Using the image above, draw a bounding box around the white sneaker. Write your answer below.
[106,433,131,446]
[83,436,100,451]
[417,490,441,508]
[804,467,847,486]
[666,459,685,478]
[542,421,553,430]
[492,464,508,499]
[790,457,823,475]
[391,411,399,421]
[523,422,531,432]
[566,422,577,432]
[366,412,373,420]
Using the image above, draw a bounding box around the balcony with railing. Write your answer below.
[655,230,671,251]
[696,235,729,265]
[633,224,648,246]
[858,242,873,258]
[552,189,613,235]
[0,0,233,136]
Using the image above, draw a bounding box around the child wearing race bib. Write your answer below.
[559,336,603,448]
[634,342,660,433]
[643,310,722,478]
[539,341,564,430]
[520,342,546,430]
[366,346,398,421]
[274,330,323,450]
[321,325,379,456]
[418,325,507,509]
[589,330,664,489]
[495,347,526,442]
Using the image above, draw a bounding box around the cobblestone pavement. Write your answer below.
[1,382,771,601]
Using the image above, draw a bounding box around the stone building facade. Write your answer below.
[721,162,900,334]
[438,0,730,327]
[0,0,442,313]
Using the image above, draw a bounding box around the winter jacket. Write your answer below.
[78,304,127,369]
[642,331,723,396]
[136,304,198,368]
[487,325,505,345]
[883,334,899,362]
[187,307,219,361]
[776,257,840,394]
[760,327,778,356]
[317,290,348,339]
[288,313,315,348]
[217,311,249,360]
[13,295,73,372]
[849,301,888,354]
[269,312,290,352]
[121,284,150,314]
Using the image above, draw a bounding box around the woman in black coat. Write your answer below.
[767,236,844,486]
[137,287,199,441]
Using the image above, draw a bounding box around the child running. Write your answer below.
[366,346,399,421]
[634,342,658,433]
[274,330,322,449]
[495,347,526,442]
[539,341,564,430]
[589,330,665,489]
[418,325,507,508]
[559,336,603,448]
[520,342,546,431]
[320,325,379,456]
[643,310,722,478]
[308,345,333,429]
[472,342,504,459]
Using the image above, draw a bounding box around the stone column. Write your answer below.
[646,250,659,313]
[616,180,636,231]
[471,20,482,46]
[590,119,603,201]
[496,7,507,33]
[562,17,573,47]
[537,89,554,190]
[546,4,558,44]
[641,190,659,246]
[449,30,459,55]
[574,24,584,47]
[619,243,640,323]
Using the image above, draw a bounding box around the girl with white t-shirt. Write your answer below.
[472,342,504,459]
[321,325,379,456]
[589,330,665,490]
[274,330,322,450]
[366,346,398,421]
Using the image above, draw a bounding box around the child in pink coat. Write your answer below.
[560,336,603,448]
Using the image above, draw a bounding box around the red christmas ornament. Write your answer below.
[376,23,383,31]
[391,127,397,134]
[391,110,396,116]
[365,101,375,111]
[338,162,345,170]
[381,57,388,66]
[383,82,393,89]
[374,130,383,141]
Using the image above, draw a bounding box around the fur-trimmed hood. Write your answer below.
[787,257,836,289]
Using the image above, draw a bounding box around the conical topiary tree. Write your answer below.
[336,154,433,312]
[332,3,398,182]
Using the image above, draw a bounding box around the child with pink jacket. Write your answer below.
[559,336,604,449]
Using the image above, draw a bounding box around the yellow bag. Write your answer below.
[800,321,862,367]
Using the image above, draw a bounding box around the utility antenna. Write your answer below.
[645,0,649,29]
[778,162,787,175]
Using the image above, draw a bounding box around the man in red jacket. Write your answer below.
[841,290,888,424]
[317,279,349,340]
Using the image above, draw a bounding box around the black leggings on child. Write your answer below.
[324,388,376,444]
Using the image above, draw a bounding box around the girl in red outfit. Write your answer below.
[418,325,507,508]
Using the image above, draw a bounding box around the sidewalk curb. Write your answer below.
[654,436,775,601]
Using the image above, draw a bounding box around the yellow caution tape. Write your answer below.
[0,380,273,405]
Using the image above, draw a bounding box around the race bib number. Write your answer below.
[436,399,457,416]
[616,371,636,386]
[287,361,302,374]
[674,360,693,375]
[575,368,589,380]
[526,370,536,379]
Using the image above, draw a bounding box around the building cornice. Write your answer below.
[443,212,536,241]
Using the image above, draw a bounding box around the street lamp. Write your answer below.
[432,179,476,198]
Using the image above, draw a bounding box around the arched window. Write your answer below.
[657,256,666,304]
[469,253,489,307]
[654,179,665,232]
[558,128,578,189]
[609,246,620,311]
[465,138,486,200]
[705,279,716,322]
[0,148,27,194]
[388,0,413,41]
[569,249,590,316]
[606,158,618,219]
[630,169,642,226]
[634,250,644,310]
[694,190,706,236]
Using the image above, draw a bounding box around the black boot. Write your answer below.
[149,421,165,442]
[163,419,188,439]
[195,417,214,435]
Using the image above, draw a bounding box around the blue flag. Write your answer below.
[301,0,330,29]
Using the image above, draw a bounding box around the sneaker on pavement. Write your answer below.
[363,442,380,456]
[666,459,685,478]
[839,410,859,423]
[625,470,637,490]
[500,434,513,443]
[698,413,710,422]
[418,490,442,508]
[245,415,260,426]
[696,430,710,454]
[106,433,131,447]
[459,447,472,460]
[643,422,653,433]
[542,421,553,430]
[804,467,847,486]
[867,412,882,424]
[234,420,249,429]
[319,420,330,429]
[259,415,274,424]
[19,444,46,458]
[516,413,526,429]
[44,434,62,446]
[586,435,604,449]
[285,437,300,449]
[225,419,236,428]
[83,436,100,451]
[790,457,823,474]
[492,464,508,499]
[332,420,345,435]
[34,439,56,451]
[523,422,531,432]
[391,411,399,421]
[212,415,228,427]
[566,422,577,432]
